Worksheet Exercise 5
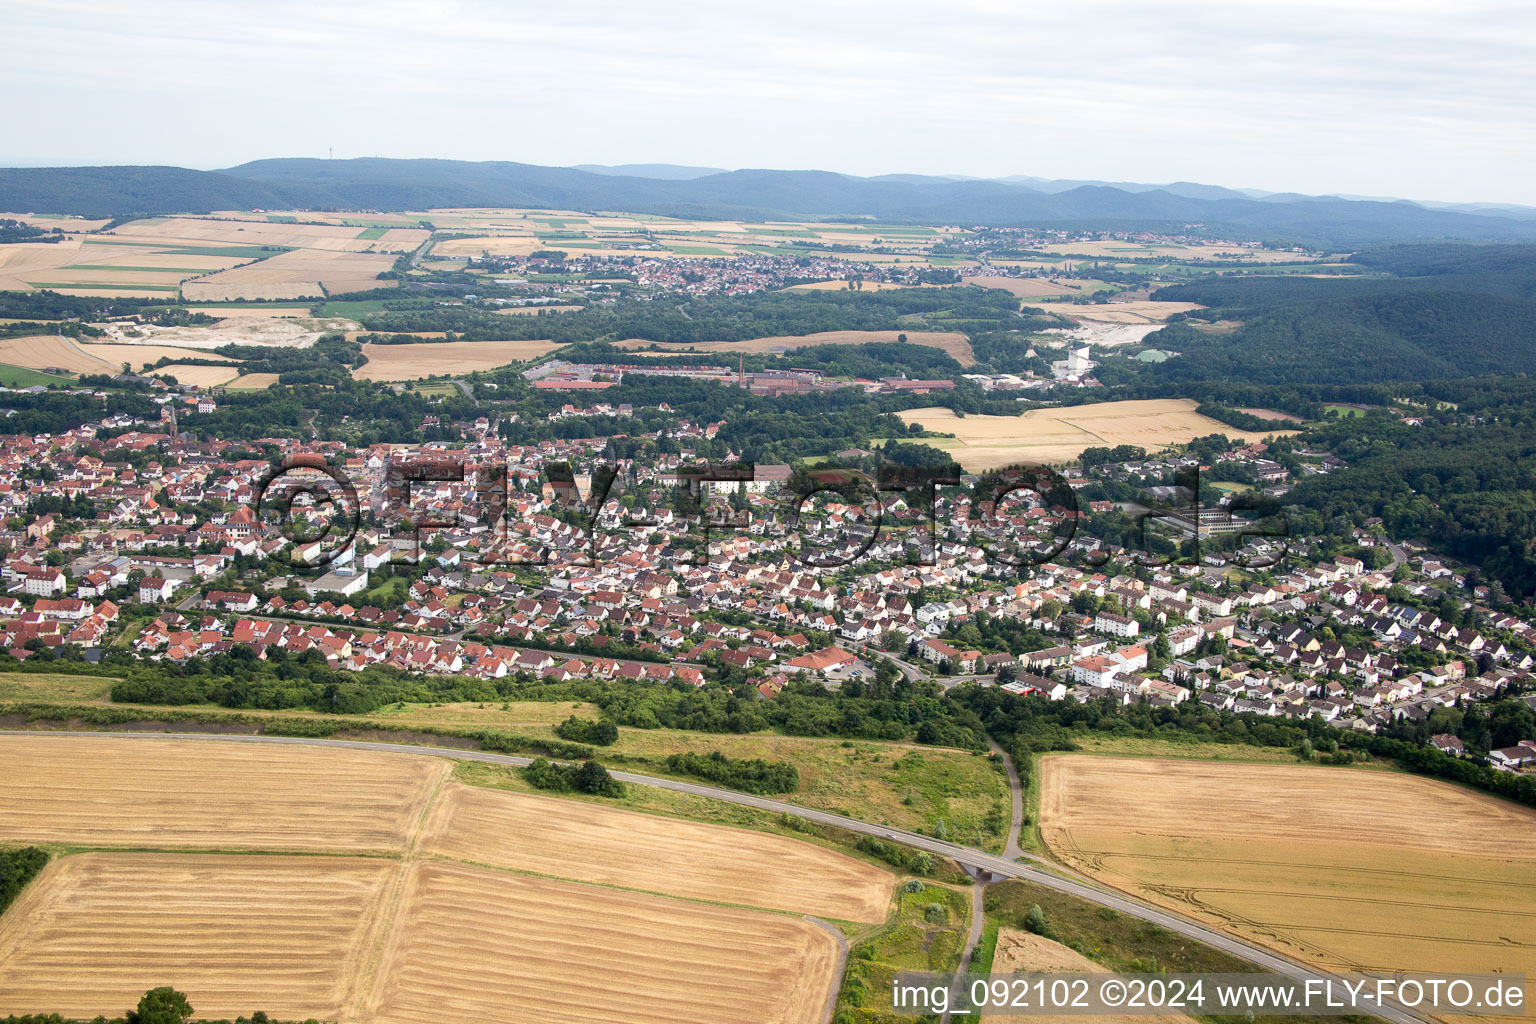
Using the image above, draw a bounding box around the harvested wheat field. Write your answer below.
[1039,756,1536,988]
[225,372,281,389]
[419,781,892,921]
[614,329,974,366]
[962,275,1083,298]
[0,736,882,1024]
[0,335,114,374]
[182,249,397,301]
[79,344,237,369]
[900,398,1294,470]
[363,861,841,1024]
[492,303,584,314]
[109,217,427,254]
[983,930,1190,1024]
[152,363,242,387]
[0,853,394,1021]
[1237,406,1305,422]
[0,735,446,852]
[354,339,562,380]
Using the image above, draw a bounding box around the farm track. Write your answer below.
[0,730,1437,1024]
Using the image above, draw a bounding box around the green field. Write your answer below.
[0,364,74,387]
[355,226,388,240]
[1323,404,1369,417]
[0,672,121,701]
[315,298,409,316]
[27,282,181,292]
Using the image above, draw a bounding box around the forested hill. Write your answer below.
[1146,244,1536,385]
[2,159,1536,246]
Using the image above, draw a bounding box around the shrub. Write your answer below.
[662,750,799,794]
[522,757,624,797]
[554,715,619,746]
[1024,903,1049,934]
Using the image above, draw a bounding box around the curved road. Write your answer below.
[1,730,1428,1024]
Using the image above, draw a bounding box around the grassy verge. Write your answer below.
[0,673,120,701]
[602,731,1010,850]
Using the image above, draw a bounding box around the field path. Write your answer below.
[0,731,1438,1024]
[987,734,1026,860]
[348,767,451,1020]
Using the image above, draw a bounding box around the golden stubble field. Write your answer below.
[109,217,427,254]
[983,930,1190,1024]
[0,735,887,1023]
[0,735,447,852]
[0,335,118,374]
[1039,756,1536,994]
[181,249,397,301]
[900,398,1294,470]
[0,853,395,1022]
[961,275,1085,298]
[419,781,893,921]
[363,861,842,1024]
[0,215,425,298]
[353,339,563,379]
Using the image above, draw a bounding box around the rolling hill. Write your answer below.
[1,159,1534,247]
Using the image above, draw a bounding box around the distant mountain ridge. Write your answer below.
[0,157,1533,246]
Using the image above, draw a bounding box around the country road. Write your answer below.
[0,729,1431,1024]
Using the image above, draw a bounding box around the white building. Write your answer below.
[24,567,66,597]
[1094,611,1140,638]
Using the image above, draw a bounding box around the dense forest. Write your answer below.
[1281,385,1536,598]
[104,648,988,750]
[354,285,1027,344]
[1144,244,1536,385]
[0,847,47,919]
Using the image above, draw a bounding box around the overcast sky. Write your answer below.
[3,0,1534,205]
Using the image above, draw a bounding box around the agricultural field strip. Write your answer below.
[899,399,1297,470]
[360,861,841,1024]
[0,730,1444,1024]
[0,852,397,1022]
[0,735,860,1024]
[0,734,888,922]
[418,781,891,922]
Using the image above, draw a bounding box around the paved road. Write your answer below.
[941,880,990,1024]
[987,735,1026,861]
[2,730,1429,1024]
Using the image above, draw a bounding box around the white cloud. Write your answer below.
[1,0,1533,203]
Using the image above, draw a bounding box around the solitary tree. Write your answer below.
[127,987,193,1024]
[1024,904,1049,935]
